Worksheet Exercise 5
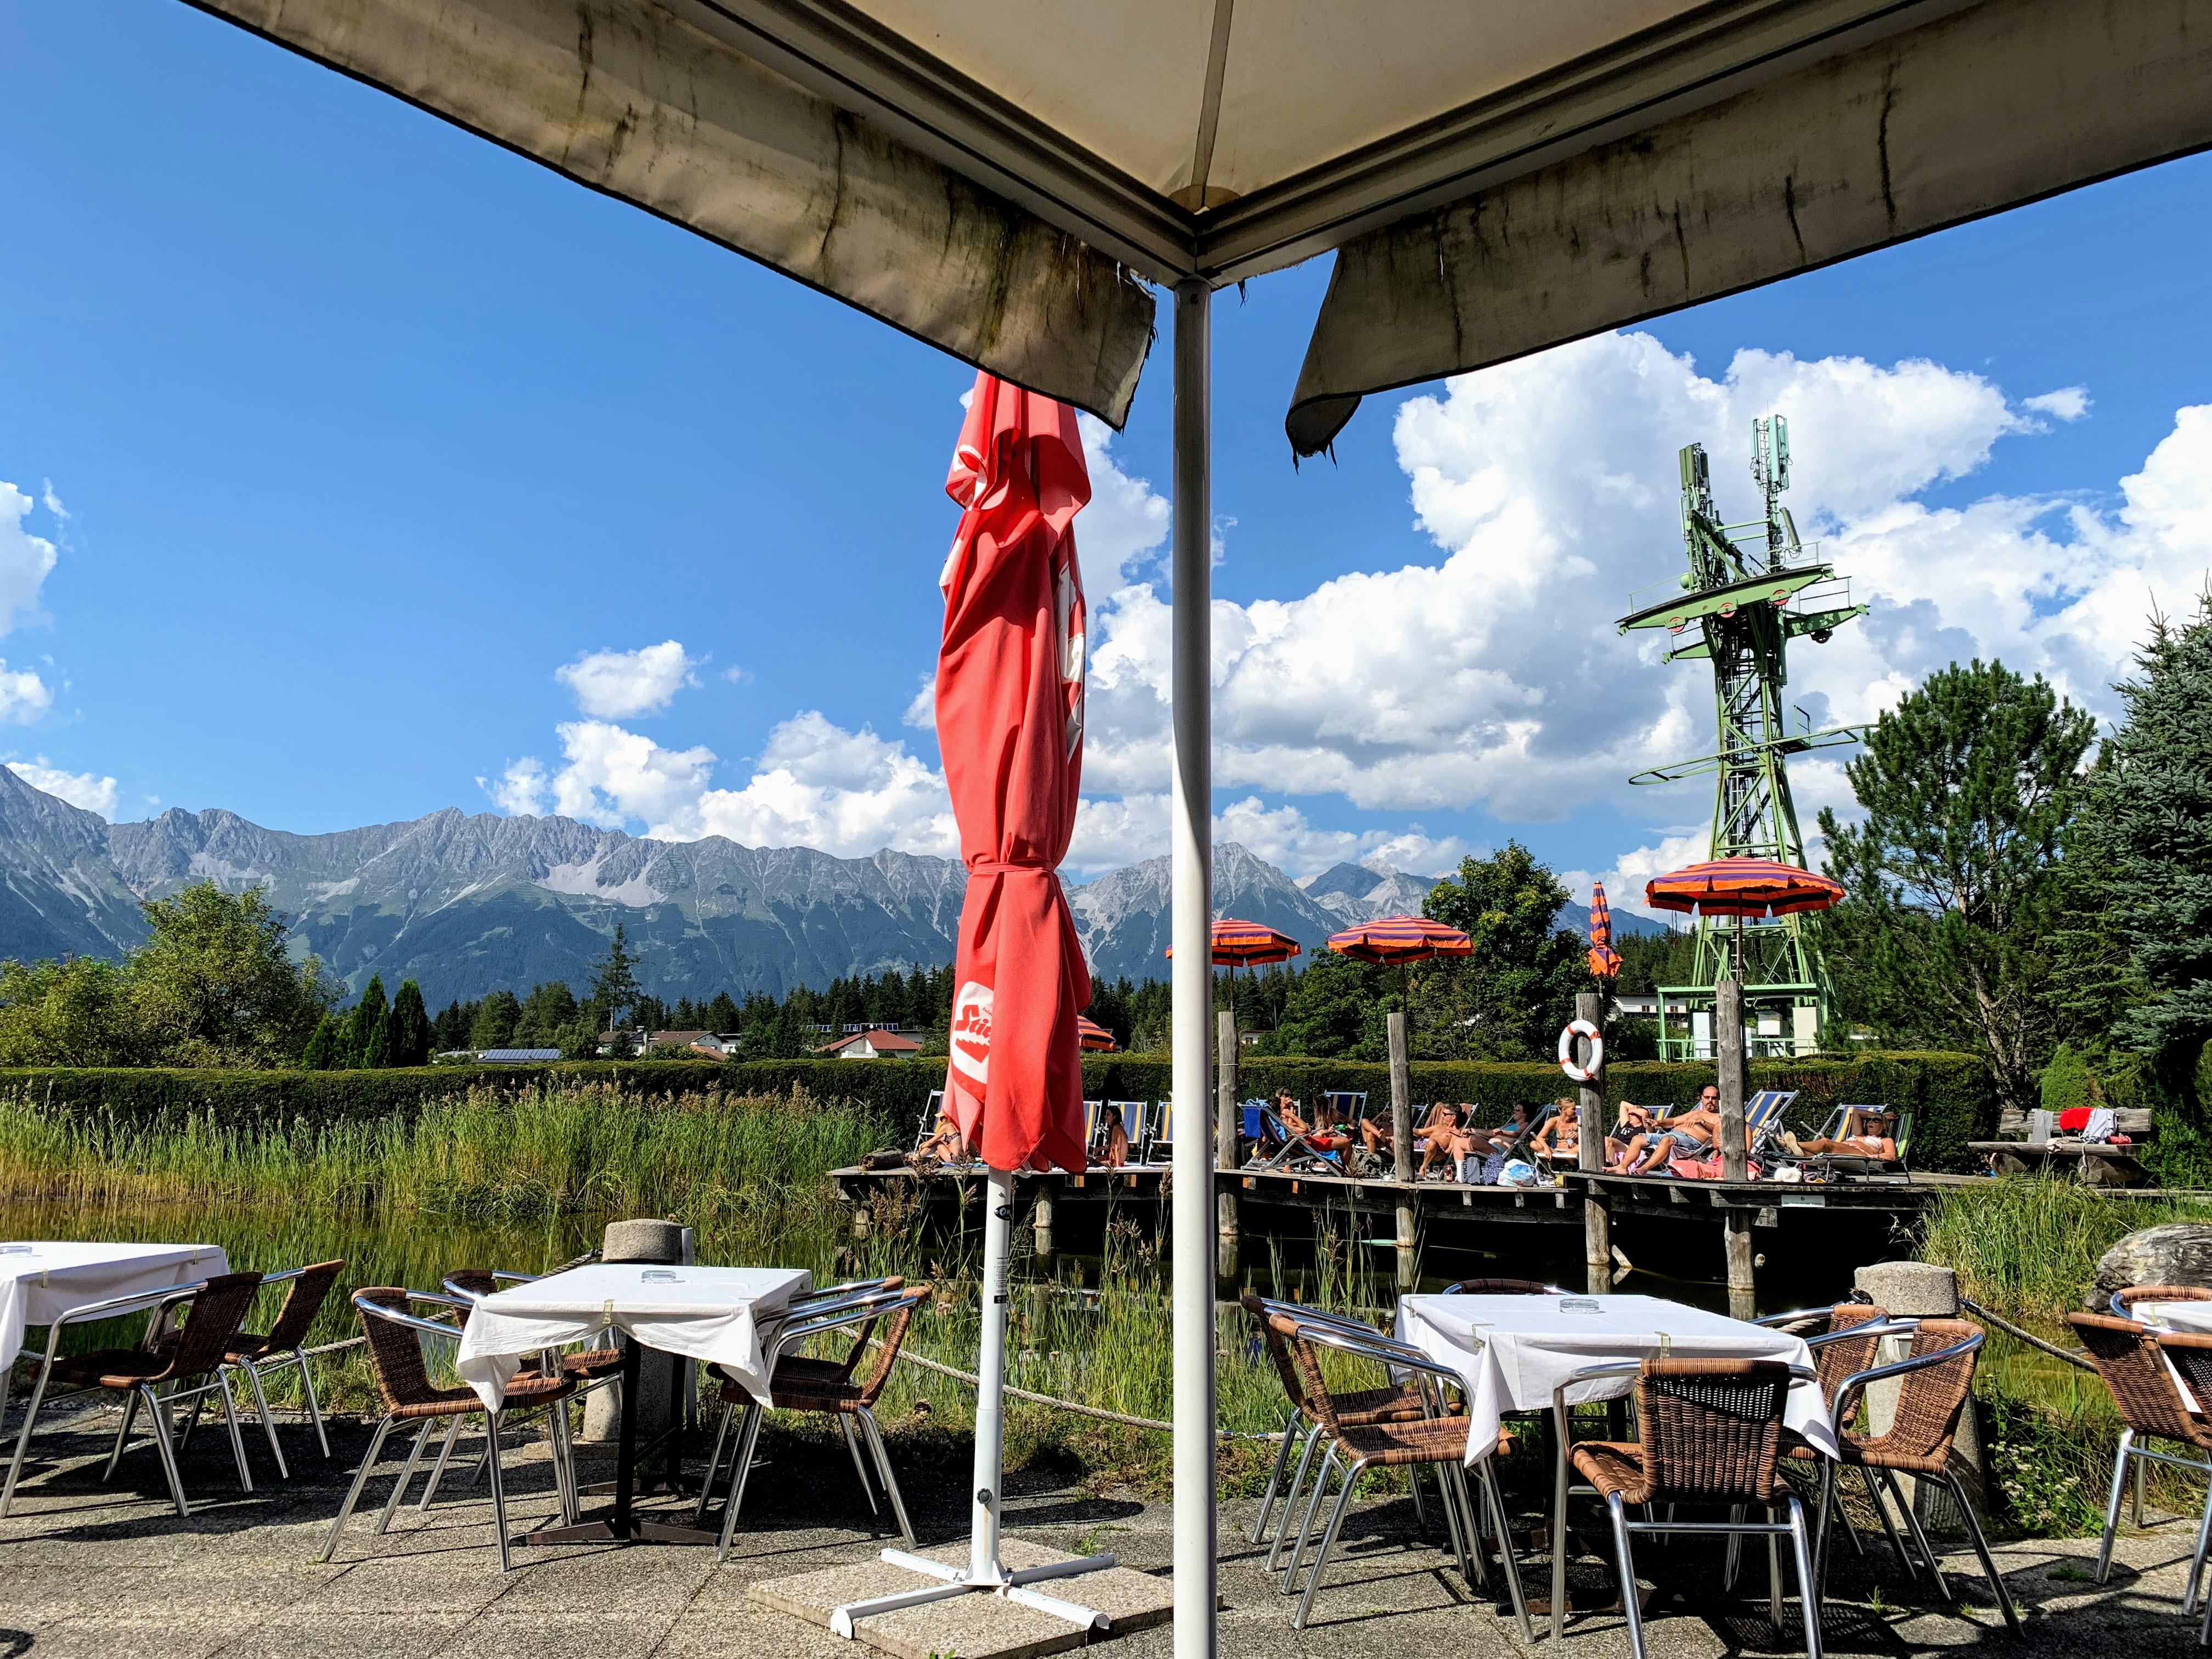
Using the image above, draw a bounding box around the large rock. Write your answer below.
[2092,1222,2212,1311]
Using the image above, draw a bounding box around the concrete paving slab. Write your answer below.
[438,1609,681,1658]
[209,1612,477,1659]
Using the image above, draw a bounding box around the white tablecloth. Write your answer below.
[455,1263,811,1411]
[1394,1292,1838,1464]
[1,1241,230,1370]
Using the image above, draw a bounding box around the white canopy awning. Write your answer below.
[189,0,2211,437]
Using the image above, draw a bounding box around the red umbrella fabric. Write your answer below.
[1164,917,1304,968]
[1326,914,1472,964]
[1076,1015,1116,1052]
[1644,856,1844,918]
[937,372,1092,1173]
[1587,882,1623,979]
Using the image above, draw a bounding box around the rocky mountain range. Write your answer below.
[0,764,1473,1004]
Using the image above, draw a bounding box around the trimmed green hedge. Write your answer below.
[0,1048,1995,1170]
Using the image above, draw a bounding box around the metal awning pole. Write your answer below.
[1169,274,1218,1659]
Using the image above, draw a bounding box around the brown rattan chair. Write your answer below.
[2113,1284,2212,1317]
[1811,1318,2018,1633]
[2068,1310,2212,1612]
[696,1283,928,1560]
[1768,1302,1905,1567]
[1243,1293,1430,1552]
[1443,1277,1568,1296]
[1566,1358,1822,1659]
[0,1269,266,1518]
[1264,1307,1530,1635]
[320,1288,578,1571]
[221,1259,345,1477]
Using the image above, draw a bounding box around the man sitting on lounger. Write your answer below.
[1783,1108,1898,1160]
[1616,1086,1723,1174]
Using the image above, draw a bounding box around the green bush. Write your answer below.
[0,1047,1994,1167]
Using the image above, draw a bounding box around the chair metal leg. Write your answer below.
[1606,1492,1648,1659]
[1293,1454,1368,1629]
[1407,1459,1429,1534]
[1252,1407,1301,1543]
[483,1413,512,1572]
[419,1415,465,1511]
[858,1409,914,1548]
[1479,1457,1534,1644]
[715,1404,768,1564]
[376,1420,436,1534]
[239,1359,289,1480]
[104,1387,144,1481]
[1788,1494,1824,1659]
[550,1397,579,1524]
[2096,1430,2134,1582]
[693,1403,735,1526]
[1887,1471,1951,1599]
[1437,1463,1475,1587]
[2,1358,55,1516]
[1945,1471,2019,1635]
[297,1351,331,1459]
[1268,1424,1324,1572]
[2135,1446,2148,1527]
[2187,1478,2212,1616]
[837,1414,878,1514]
[143,1383,193,1517]
[215,1370,253,1493]
[1725,1504,1745,1589]
[1282,1442,1341,1593]
[319,1416,396,1561]
[1552,1403,1574,1642]
[1862,1464,1917,1580]
[1768,1505,1785,1632]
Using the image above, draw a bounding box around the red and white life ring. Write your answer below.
[1558,1019,1604,1082]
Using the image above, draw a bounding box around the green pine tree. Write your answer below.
[469,989,522,1050]
[387,980,433,1068]
[1817,659,2094,1119]
[340,975,388,1069]
[590,924,642,1037]
[299,1013,341,1070]
[361,1007,393,1068]
[2052,595,2212,1171]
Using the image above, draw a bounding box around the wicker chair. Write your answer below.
[1565,1358,1822,1659]
[1443,1277,1568,1296]
[2068,1310,2212,1611]
[1810,1318,2018,1633]
[0,1270,266,1519]
[321,1288,578,1571]
[1263,1307,1530,1635]
[1243,1293,1432,1552]
[220,1259,345,1477]
[2112,1284,2212,1317]
[1766,1302,1907,1568]
[696,1283,928,1561]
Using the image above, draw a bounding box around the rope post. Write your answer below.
[1574,990,1611,1294]
[1216,1007,1240,1244]
[1388,1010,1415,1290]
[1716,978,1755,1318]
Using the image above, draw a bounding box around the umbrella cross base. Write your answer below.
[754,1538,1171,1657]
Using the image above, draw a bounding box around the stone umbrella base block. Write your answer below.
[751,1537,1175,1658]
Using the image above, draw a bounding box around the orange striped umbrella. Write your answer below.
[1076,1015,1116,1052]
[1587,881,1623,979]
[1164,917,1304,968]
[1644,856,1844,918]
[1326,914,1472,964]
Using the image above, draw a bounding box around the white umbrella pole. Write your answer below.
[969,1164,1014,1582]
[1167,274,1219,1659]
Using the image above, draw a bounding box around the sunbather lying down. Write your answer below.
[1276,1093,1352,1157]
[1784,1109,1898,1160]
[913,1106,967,1164]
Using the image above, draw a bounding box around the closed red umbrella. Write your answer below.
[928,371,1107,1613]
[1587,882,1623,979]
[938,374,1092,1175]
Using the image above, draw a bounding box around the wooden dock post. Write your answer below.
[1388,1010,1416,1289]
[1216,1008,1240,1243]
[1032,1177,1056,1259]
[1716,977,1756,1318]
[1574,990,1611,1293]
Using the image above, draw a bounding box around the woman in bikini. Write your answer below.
[1532,1097,1581,1163]
[1784,1108,1898,1159]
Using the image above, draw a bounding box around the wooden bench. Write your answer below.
[1970,1107,2154,1186]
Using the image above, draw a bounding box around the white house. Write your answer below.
[812,1028,923,1060]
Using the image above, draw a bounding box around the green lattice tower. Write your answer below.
[1616,415,1868,1058]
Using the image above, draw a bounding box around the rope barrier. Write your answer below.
[878,1343,1281,1441]
[1960,1296,2099,1373]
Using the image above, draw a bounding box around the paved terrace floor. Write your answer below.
[2,1408,2207,1658]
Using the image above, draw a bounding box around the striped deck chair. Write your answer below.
[1141,1099,1175,1164]
[913,1089,946,1151]
[1082,1100,1104,1163]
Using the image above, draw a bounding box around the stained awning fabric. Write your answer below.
[187,0,2212,438]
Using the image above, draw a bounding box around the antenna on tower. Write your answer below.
[1751,415,1791,565]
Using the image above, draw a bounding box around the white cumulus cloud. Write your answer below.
[2023,386,2091,422]
[0,662,52,725]
[554,640,702,719]
[0,482,59,640]
[7,759,117,817]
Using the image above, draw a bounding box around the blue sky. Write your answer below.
[4,2,2210,910]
